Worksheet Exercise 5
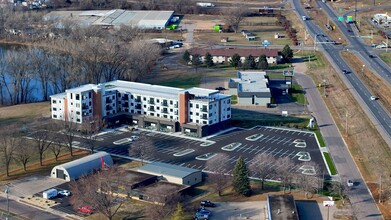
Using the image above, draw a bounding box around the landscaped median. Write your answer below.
[323,152,337,175]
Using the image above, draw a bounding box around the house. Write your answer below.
[50,80,231,137]
[189,48,281,64]
[227,71,271,106]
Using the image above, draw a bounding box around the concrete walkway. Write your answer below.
[295,72,382,219]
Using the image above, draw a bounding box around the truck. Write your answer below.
[43,188,58,199]
[197,2,215,7]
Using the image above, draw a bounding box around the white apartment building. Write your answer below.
[50,80,232,137]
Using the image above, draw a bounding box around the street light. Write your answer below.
[361,65,365,76]
[5,185,9,220]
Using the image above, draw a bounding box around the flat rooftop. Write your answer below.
[268,195,299,220]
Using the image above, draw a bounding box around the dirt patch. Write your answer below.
[182,14,224,30]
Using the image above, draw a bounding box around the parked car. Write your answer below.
[131,135,139,141]
[347,179,354,187]
[78,206,94,215]
[193,212,209,220]
[58,190,71,197]
[200,200,216,207]
[196,208,211,216]
[376,44,387,49]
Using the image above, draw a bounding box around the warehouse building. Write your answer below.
[138,162,202,186]
[50,152,113,181]
[227,71,271,106]
[44,9,174,29]
[50,80,231,137]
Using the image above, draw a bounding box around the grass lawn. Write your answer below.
[300,52,326,69]
[0,102,50,126]
[314,129,326,147]
[323,152,337,175]
[288,84,306,105]
[379,52,391,67]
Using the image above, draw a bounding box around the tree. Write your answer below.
[257,55,269,70]
[294,162,322,199]
[205,153,231,196]
[183,50,190,64]
[143,185,182,219]
[205,52,214,67]
[30,120,54,166]
[70,166,125,220]
[249,153,276,190]
[275,157,295,194]
[281,45,293,63]
[224,4,248,33]
[191,54,202,73]
[0,125,19,176]
[233,156,251,196]
[15,139,34,171]
[81,116,106,154]
[171,203,185,220]
[50,139,63,162]
[128,137,155,165]
[58,115,79,157]
[243,55,256,70]
[230,53,241,69]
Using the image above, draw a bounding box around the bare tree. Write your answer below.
[15,138,34,171]
[0,125,19,176]
[50,139,64,161]
[294,162,322,199]
[30,122,54,166]
[128,137,155,165]
[143,184,182,219]
[58,115,79,157]
[205,153,231,196]
[81,116,106,153]
[249,153,277,190]
[275,157,295,193]
[223,5,248,33]
[70,166,125,220]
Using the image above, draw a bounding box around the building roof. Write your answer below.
[50,92,66,99]
[189,48,279,57]
[230,71,271,98]
[44,9,174,28]
[66,84,96,93]
[267,195,299,220]
[138,162,201,179]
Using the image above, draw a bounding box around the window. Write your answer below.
[190,103,193,108]
[53,107,57,111]
[163,115,168,118]
[76,118,80,122]
[89,92,92,98]
[150,113,154,116]
[70,93,73,99]
[53,115,57,118]
[196,104,199,108]
[170,116,173,119]
[52,100,57,104]
[227,107,231,111]
[71,102,73,105]
[144,105,146,108]
[227,114,231,118]
[143,97,146,101]
[196,120,199,123]
[131,95,134,99]
[118,93,121,97]
[170,100,173,104]
[76,103,80,108]
[59,100,61,103]
[196,113,199,116]
[190,112,193,115]
[76,111,80,115]
[203,121,207,124]
[209,120,213,124]
[157,114,160,117]
[75,94,80,100]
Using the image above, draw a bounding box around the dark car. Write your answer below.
[369,54,376,58]
[215,87,226,91]
[196,208,211,216]
[200,200,216,207]
[342,70,348,74]
[194,212,209,220]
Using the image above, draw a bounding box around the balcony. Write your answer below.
[106,99,113,104]
[82,104,88,110]
[148,108,155,112]
[148,100,155,105]
[174,104,178,108]
[135,99,141,102]
[202,116,208,120]
[201,108,208,113]
[162,102,169,107]
[161,109,168,114]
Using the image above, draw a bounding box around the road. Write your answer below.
[291,0,385,219]
[0,196,66,220]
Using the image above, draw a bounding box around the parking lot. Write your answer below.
[71,125,328,178]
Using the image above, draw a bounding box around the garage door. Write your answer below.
[56,169,65,179]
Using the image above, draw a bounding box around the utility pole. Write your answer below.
[354,0,357,22]
[5,184,9,220]
[314,35,317,51]
[346,109,348,136]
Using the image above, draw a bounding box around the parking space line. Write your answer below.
[269,137,282,143]
[272,149,284,156]
[276,138,288,144]
[247,145,260,154]
[235,144,248,152]
[257,135,270,142]
[279,150,291,157]
[197,165,203,170]
[241,144,254,153]
[254,146,266,154]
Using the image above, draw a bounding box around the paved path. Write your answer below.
[295,73,382,219]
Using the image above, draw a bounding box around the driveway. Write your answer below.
[212,201,264,220]
[6,174,66,197]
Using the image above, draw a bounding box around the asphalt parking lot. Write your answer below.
[75,125,328,178]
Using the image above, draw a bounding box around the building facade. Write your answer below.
[50,80,231,137]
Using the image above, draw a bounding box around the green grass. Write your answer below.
[379,52,391,66]
[288,84,306,105]
[231,95,238,105]
[323,152,338,175]
[314,128,326,147]
[300,52,326,69]
[155,76,202,88]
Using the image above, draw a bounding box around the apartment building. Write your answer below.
[50,80,232,137]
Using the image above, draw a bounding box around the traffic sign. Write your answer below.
[283,70,294,77]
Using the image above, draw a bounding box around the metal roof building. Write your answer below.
[50,152,113,181]
[138,162,202,186]
[227,71,271,106]
[44,9,174,29]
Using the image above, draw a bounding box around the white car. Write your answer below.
[375,44,387,49]
[58,190,71,197]
[347,179,354,187]
[370,96,377,101]
[131,136,139,141]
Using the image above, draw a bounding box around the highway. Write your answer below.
[291,0,387,219]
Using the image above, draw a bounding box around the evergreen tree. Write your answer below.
[205,52,214,67]
[233,156,251,196]
[257,55,269,70]
[281,45,293,63]
[171,203,185,220]
[230,53,241,69]
[183,50,190,64]
[243,55,256,70]
[192,54,202,72]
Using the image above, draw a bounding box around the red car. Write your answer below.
[78,206,94,215]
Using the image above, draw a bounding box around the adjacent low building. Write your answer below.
[227,71,271,106]
[138,162,202,186]
[44,9,174,29]
[50,80,231,137]
[189,48,281,64]
[267,194,299,220]
[50,152,113,181]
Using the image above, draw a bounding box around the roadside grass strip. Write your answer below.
[296,151,311,161]
[196,153,216,161]
[293,139,306,148]
[173,149,195,157]
[314,129,326,147]
[245,134,264,141]
[299,165,316,175]
[200,142,215,147]
[221,142,242,151]
[323,152,337,175]
[113,138,132,145]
